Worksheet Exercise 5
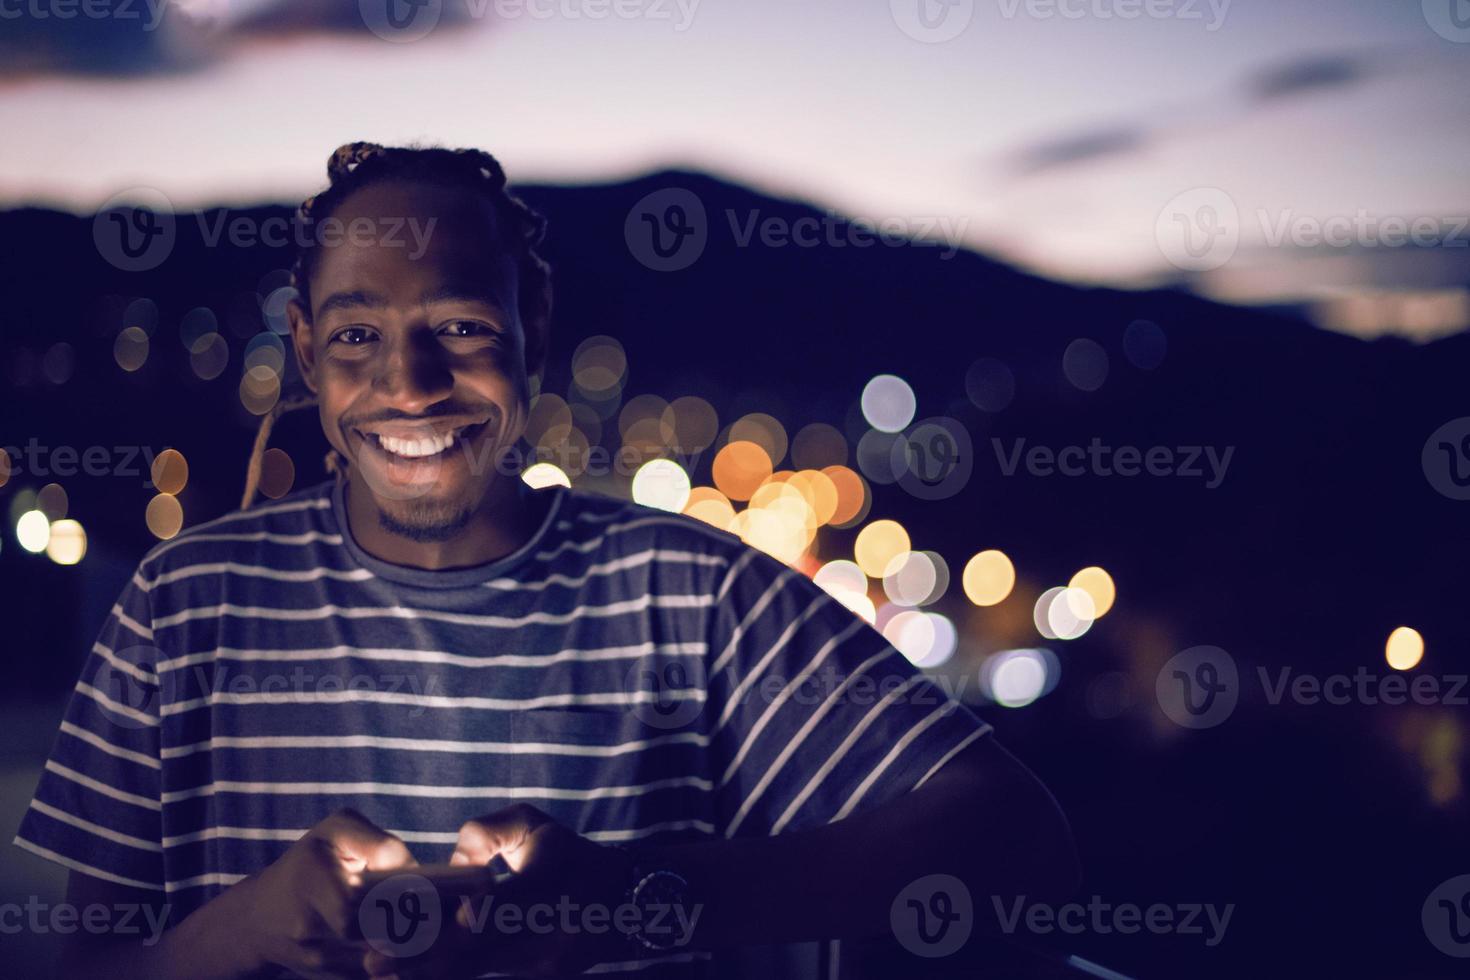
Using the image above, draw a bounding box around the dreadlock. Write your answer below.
[240,142,553,509]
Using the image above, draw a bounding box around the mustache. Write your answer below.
[341,403,500,429]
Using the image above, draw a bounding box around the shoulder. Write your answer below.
[551,486,775,581]
[135,480,338,584]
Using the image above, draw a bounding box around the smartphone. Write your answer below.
[353,863,503,898]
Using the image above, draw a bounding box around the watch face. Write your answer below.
[633,870,692,951]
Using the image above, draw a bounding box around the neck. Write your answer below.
[343,475,547,571]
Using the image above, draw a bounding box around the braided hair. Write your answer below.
[241,142,553,509]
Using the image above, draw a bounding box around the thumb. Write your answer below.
[452,803,552,871]
[317,807,418,871]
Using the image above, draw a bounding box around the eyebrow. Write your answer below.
[416,284,508,315]
[314,286,508,319]
[315,290,387,318]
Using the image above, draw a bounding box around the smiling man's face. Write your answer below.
[289,180,534,541]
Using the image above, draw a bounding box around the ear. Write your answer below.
[287,298,318,395]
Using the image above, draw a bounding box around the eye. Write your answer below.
[330,326,378,346]
[439,320,495,338]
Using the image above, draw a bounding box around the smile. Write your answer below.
[357,420,490,462]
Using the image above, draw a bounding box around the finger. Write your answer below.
[452,803,551,871]
[317,808,420,871]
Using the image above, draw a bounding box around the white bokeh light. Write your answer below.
[860,375,916,433]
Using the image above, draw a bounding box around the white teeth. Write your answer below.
[374,430,457,459]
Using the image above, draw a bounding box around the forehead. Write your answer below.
[309,180,518,312]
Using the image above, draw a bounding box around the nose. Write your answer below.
[372,329,454,412]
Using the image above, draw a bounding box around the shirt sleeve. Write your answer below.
[705,546,991,838]
[13,569,166,890]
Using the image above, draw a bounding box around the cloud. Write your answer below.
[0,0,479,82]
[999,49,1399,179]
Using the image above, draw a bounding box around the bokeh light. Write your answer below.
[45,519,86,565]
[146,493,184,540]
[526,393,574,449]
[814,559,868,600]
[712,440,772,502]
[16,510,50,553]
[571,335,627,394]
[883,551,937,607]
[982,648,1052,708]
[36,483,67,521]
[1124,319,1167,370]
[856,429,902,485]
[786,469,838,526]
[632,458,692,512]
[822,465,868,527]
[663,396,719,454]
[42,342,75,385]
[151,449,189,495]
[854,519,910,578]
[729,413,789,468]
[244,332,286,374]
[1035,586,1096,640]
[884,610,958,668]
[1385,626,1424,671]
[1068,566,1116,618]
[262,286,297,334]
[522,462,572,489]
[113,326,150,372]
[258,448,294,499]
[962,549,1015,606]
[682,486,735,529]
[190,333,230,380]
[964,358,1015,412]
[180,307,218,350]
[861,374,916,433]
[1062,338,1109,392]
[240,364,282,415]
[791,422,848,469]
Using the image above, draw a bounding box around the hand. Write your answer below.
[361,804,634,980]
[235,807,418,980]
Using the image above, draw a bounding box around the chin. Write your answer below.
[376,499,476,543]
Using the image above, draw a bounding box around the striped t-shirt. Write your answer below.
[15,478,990,977]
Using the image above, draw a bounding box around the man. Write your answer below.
[15,143,1077,979]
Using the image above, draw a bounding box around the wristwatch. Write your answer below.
[619,850,693,952]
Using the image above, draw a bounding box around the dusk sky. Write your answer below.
[2,0,1467,313]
